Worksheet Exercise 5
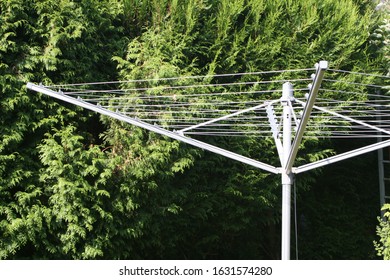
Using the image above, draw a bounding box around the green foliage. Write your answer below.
[297,151,380,259]
[374,0,390,261]
[375,204,390,260]
[110,0,383,260]
[371,1,390,71]
[38,126,112,258]
[0,0,125,259]
[0,0,387,259]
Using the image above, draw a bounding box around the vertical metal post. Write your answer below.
[378,148,386,207]
[376,91,386,215]
[281,82,294,260]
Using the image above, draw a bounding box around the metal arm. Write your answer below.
[285,61,328,171]
[27,82,280,174]
[294,139,390,174]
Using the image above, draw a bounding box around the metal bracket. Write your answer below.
[266,104,283,163]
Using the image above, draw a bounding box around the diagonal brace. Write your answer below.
[285,61,328,171]
[294,99,390,136]
[294,139,390,174]
[179,100,278,133]
[266,103,283,163]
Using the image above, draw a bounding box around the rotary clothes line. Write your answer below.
[27,61,390,259]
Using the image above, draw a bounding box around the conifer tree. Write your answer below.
[0,0,387,259]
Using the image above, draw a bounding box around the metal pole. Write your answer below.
[378,148,386,209]
[377,98,386,214]
[281,82,294,260]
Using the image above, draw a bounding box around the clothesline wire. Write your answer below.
[46,68,316,88]
[79,88,295,102]
[137,120,390,129]
[173,122,390,131]
[319,89,389,99]
[120,117,390,127]
[57,90,390,108]
[328,69,390,79]
[44,67,389,88]
[39,66,390,140]
[95,95,390,121]
[182,132,390,138]
[110,109,390,119]
[50,78,388,97]
[180,126,390,134]
[323,79,389,89]
[122,114,390,126]
[51,87,388,110]
[106,101,260,109]
[65,89,390,111]
[57,78,312,95]
[95,98,390,114]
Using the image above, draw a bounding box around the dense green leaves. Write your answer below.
[374,0,390,261]
[0,0,126,259]
[375,204,390,260]
[0,0,388,259]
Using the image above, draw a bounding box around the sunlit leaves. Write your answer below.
[375,204,390,260]
[0,0,387,260]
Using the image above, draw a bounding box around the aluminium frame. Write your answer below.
[27,61,390,260]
